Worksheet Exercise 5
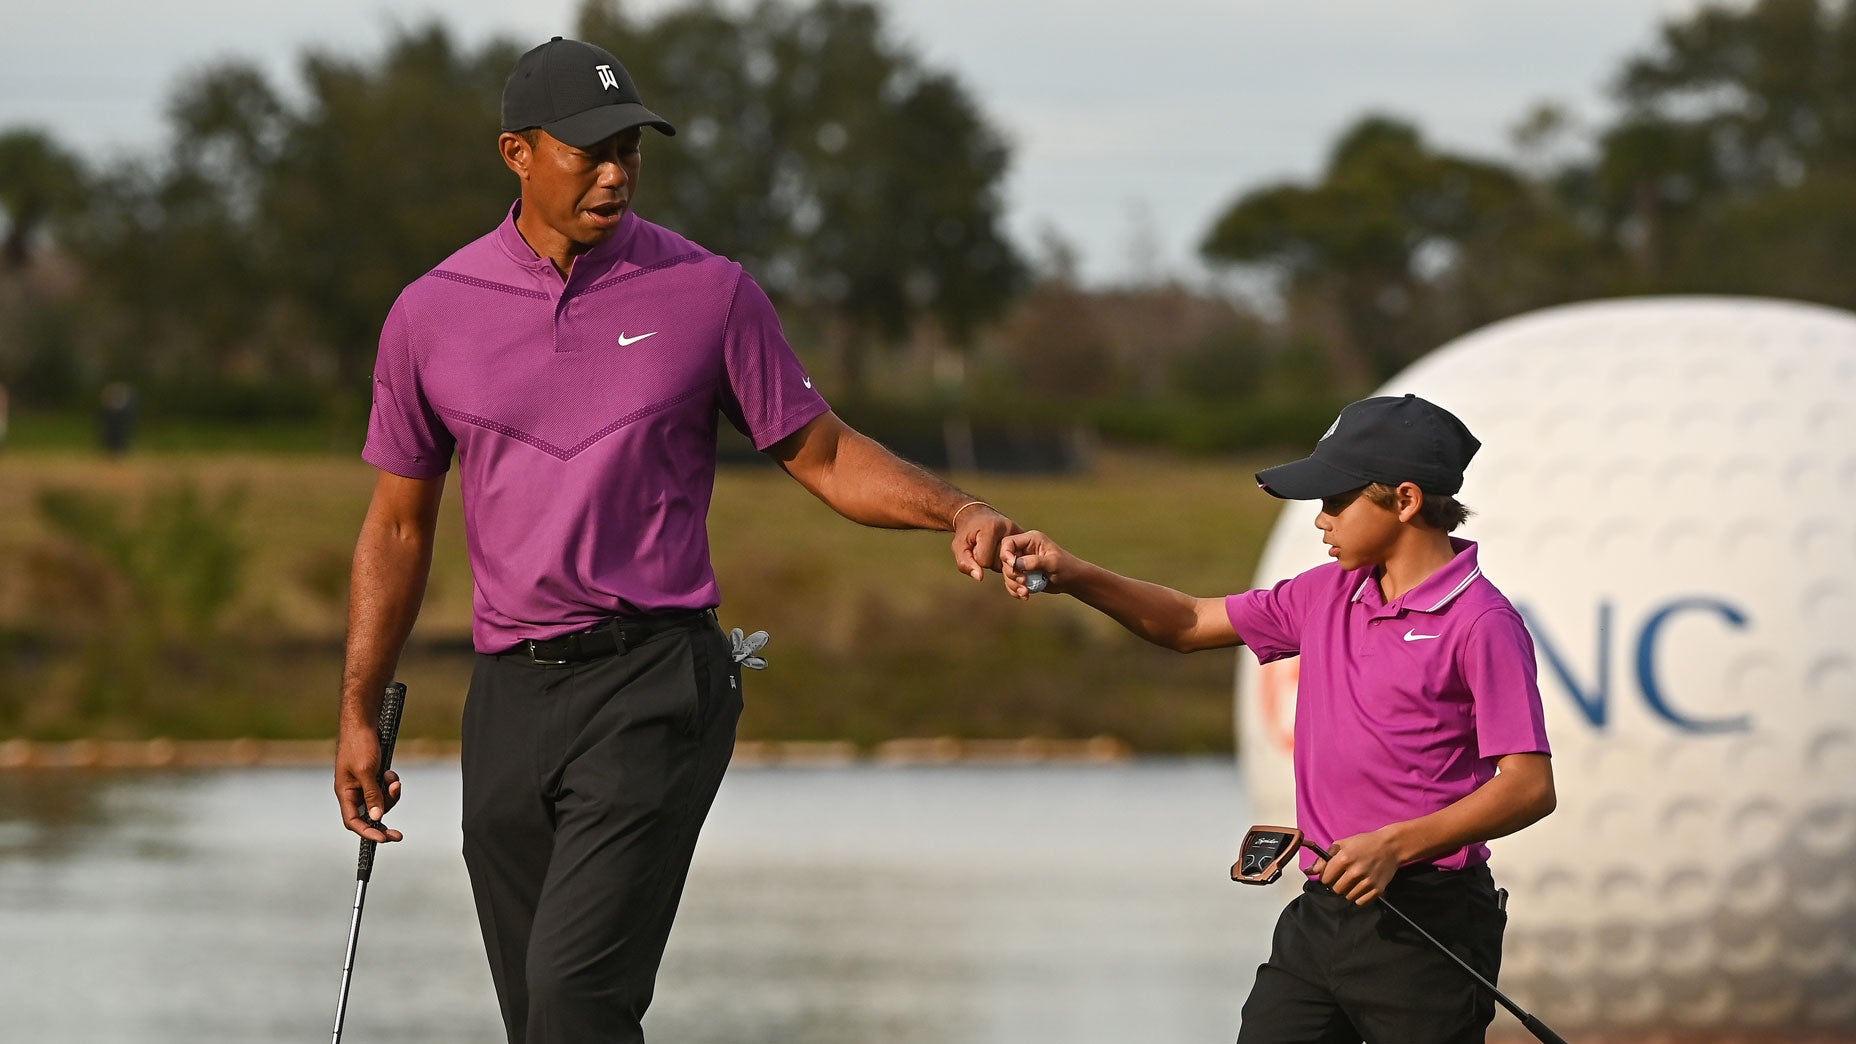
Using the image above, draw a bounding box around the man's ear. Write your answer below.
[1395,482,1425,524]
[498,132,532,180]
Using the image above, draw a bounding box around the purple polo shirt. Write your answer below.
[364,204,830,653]
[1226,540,1550,871]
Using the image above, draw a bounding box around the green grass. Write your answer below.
[2,410,362,455]
[0,447,1288,750]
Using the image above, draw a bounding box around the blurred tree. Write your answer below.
[0,129,90,400]
[0,129,86,271]
[1615,0,1856,183]
[1199,116,1592,387]
[267,28,521,388]
[999,283,1119,401]
[577,0,1023,390]
[1589,0,1856,306]
[64,28,521,395]
[69,64,291,388]
[49,7,1017,405]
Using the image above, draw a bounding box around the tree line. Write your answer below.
[2,0,1852,447]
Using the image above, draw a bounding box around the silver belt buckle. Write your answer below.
[526,639,569,665]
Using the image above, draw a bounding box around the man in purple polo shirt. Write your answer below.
[999,394,1555,1043]
[331,37,1021,1044]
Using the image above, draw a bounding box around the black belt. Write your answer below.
[518,609,717,664]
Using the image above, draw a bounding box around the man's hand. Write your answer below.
[952,504,1020,580]
[336,469,439,845]
[335,716,404,844]
[1000,530,1069,599]
[1308,828,1404,905]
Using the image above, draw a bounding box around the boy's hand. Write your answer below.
[1000,530,1067,599]
[1308,828,1403,905]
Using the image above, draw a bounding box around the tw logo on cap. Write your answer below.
[596,64,621,91]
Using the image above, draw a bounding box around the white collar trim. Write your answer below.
[1425,567,1482,612]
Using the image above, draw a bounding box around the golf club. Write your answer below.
[331,681,408,1044]
[1232,825,1568,1044]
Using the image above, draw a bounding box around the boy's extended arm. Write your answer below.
[1000,530,1240,652]
[1313,752,1557,904]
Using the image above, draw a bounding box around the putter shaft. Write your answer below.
[331,873,370,1043]
[330,683,406,1044]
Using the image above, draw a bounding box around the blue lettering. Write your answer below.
[1518,601,1610,728]
[1635,598,1752,734]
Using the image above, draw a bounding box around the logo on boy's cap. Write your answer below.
[1254,394,1481,501]
[501,37,676,148]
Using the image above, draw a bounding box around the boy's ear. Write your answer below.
[1394,482,1425,524]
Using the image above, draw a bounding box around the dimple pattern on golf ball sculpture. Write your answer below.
[1237,297,1856,1039]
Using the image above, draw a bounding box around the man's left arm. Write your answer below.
[1313,752,1557,905]
[768,410,1018,580]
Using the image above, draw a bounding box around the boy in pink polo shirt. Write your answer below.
[1001,394,1555,1044]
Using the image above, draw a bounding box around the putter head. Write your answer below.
[1231,825,1304,885]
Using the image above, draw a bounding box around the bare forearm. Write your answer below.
[340,521,434,725]
[802,426,977,530]
[1383,755,1557,864]
[1065,560,1219,652]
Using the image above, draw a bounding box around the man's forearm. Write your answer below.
[805,425,981,530]
[340,521,435,724]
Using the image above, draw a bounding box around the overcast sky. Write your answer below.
[0,0,1711,285]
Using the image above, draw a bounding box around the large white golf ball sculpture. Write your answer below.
[1237,297,1856,1039]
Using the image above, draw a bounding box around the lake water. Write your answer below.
[0,759,1273,1043]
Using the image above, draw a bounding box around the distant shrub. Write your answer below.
[35,481,247,641]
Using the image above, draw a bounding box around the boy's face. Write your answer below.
[1314,486,1403,570]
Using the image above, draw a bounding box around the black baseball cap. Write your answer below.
[1255,394,1480,500]
[501,37,675,147]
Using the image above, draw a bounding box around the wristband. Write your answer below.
[949,500,991,526]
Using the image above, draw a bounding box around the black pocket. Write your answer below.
[682,624,736,735]
[683,632,711,737]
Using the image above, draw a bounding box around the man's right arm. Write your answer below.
[334,471,445,843]
[1000,530,1240,653]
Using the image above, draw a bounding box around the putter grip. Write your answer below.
[355,682,408,881]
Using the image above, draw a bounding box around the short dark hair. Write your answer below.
[1361,482,1473,532]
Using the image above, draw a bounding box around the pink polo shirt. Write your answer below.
[1226,540,1550,871]
[364,204,830,653]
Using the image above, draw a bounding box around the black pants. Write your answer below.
[461,616,742,1044]
[1236,865,1506,1044]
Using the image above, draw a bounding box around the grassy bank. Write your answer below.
[0,448,1289,751]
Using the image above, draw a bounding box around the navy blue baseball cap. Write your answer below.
[1256,394,1480,499]
[501,37,675,147]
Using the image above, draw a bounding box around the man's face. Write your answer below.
[501,127,643,253]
